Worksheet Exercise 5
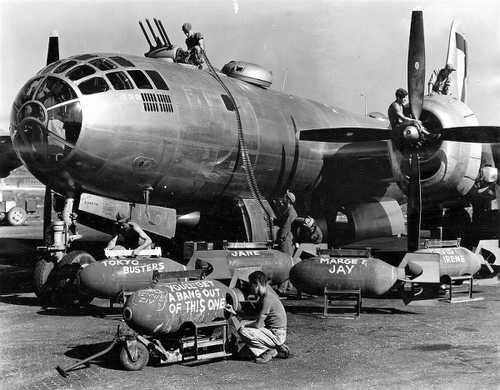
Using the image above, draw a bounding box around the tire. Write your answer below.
[59,251,96,306]
[33,258,55,297]
[7,207,27,226]
[119,342,149,371]
[59,250,96,267]
[0,212,6,223]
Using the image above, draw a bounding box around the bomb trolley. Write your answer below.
[56,319,233,376]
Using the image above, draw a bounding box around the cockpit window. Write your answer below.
[89,58,117,71]
[73,54,98,61]
[110,56,135,67]
[13,77,44,109]
[145,70,169,90]
[35,77,77,108]
[67,64,96,81]
[78,77,109,95]
[54,60,78,74]
[47,101,82,146]
[37,60,62,75]
[127,70,152,89]
[105,71,134,90]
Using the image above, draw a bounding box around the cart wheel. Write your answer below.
[33,258,54,297]
[7,206,27,226]
[119,342,149,371]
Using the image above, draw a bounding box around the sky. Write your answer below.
[1,0,499,130]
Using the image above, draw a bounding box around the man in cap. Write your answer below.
[294,216,323,244]
[275,190,298,257]
[105,212,152,256]
[387,88,431,143]
[428,64,455,95]
[181,22,205,68]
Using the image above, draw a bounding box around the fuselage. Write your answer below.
[10,53,388,209]
[10,52,496,242]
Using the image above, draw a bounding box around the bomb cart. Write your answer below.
[57,277,246,376]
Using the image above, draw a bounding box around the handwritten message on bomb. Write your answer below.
[136,280,226,315]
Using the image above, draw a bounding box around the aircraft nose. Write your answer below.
[10,75,82,167]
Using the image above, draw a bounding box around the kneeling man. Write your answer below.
[237,271,290,363]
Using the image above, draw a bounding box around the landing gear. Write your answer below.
[33,257,55,297]
[34,195,90,306]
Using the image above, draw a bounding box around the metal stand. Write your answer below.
[443,275,483,303]
[323,287,361,318]
[181,320,231,362]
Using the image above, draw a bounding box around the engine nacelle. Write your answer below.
[390,95,482,202]
[336,198,405,242]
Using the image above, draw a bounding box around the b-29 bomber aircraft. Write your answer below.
[4,12,500,297]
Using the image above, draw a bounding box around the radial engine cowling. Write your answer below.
[390,95,482,202]
[341,198,405,242]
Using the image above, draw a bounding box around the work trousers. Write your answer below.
[239,326,286,357]
[278,233,294,257]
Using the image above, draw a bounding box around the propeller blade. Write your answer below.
[438,126,500,143]
[299,127,392,143]
[407,151,422,252]
[46,32,59,65]
[408,10,425,120]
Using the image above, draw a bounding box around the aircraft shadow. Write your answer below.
[0,293,38,306]
[0,268,34,294]
[286,304,418,316]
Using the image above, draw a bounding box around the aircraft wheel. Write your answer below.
[119,341,149,371]
[59,250,96,267]
[7,207,27,226]
[59,251,96,305]
[33,258,54,297]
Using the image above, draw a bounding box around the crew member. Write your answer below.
[294,216,323,244]
[181,22,204,68]
[105,212,152,256]
[230,271,290,364]
[388,88,430,142]
[428,64,455,95]
[275,190,298,256]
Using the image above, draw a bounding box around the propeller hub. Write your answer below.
[403,125,420,142]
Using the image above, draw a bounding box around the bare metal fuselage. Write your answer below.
[10,53,491,241]
[11,54,390,207]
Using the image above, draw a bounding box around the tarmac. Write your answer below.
[1,219,500,390]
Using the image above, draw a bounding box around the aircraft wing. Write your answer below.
[0,135,22,178]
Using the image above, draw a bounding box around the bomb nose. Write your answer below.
[123,307,133,321]
[405,260,423,279]
[78,262,107,297]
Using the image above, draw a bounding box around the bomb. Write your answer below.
[78,257,186,299]
[290,256,406,297]
[123,279,243,335]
